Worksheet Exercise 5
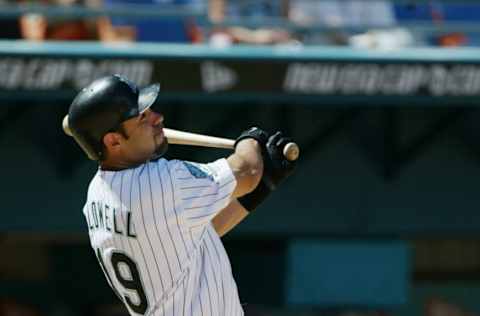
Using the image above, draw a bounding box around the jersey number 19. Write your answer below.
[96,248,149,315]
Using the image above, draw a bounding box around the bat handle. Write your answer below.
[283,142,300,161]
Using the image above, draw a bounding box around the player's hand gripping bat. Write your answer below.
[62,115,299,161]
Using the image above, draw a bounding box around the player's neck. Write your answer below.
[100,158,141,171]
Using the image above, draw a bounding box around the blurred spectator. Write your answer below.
[208,0,297,46]
[20,0,99,41]
[435,32,468,47]
[348,27,414,50]
[0,0,22,39]
[288,0,414,49]
[289,0,396,29]
[97,0,204,43]
[394,3,474,47]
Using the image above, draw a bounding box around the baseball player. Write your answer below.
[66,74,296,316]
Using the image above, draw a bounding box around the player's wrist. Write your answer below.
[237,179,272,213]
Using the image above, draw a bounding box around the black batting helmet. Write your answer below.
[68,74,161,160]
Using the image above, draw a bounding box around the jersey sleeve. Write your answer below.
[170,158,237,228]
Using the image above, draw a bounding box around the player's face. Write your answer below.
[120,109,168,163]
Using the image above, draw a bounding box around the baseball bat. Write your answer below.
[62,115,299,161]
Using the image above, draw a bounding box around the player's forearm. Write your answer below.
[212,199,249,237]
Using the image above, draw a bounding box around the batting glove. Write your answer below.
[234,127,270,149]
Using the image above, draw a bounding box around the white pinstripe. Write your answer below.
[83,158,243,316]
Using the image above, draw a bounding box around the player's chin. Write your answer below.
[154,141,168,158]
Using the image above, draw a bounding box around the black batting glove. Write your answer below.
[237,131,297,213]
[234,127,270,150]
[262,131,297,190]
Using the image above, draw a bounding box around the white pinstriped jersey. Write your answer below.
[82,158,244,316]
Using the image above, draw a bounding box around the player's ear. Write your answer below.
[103,132,122,151]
